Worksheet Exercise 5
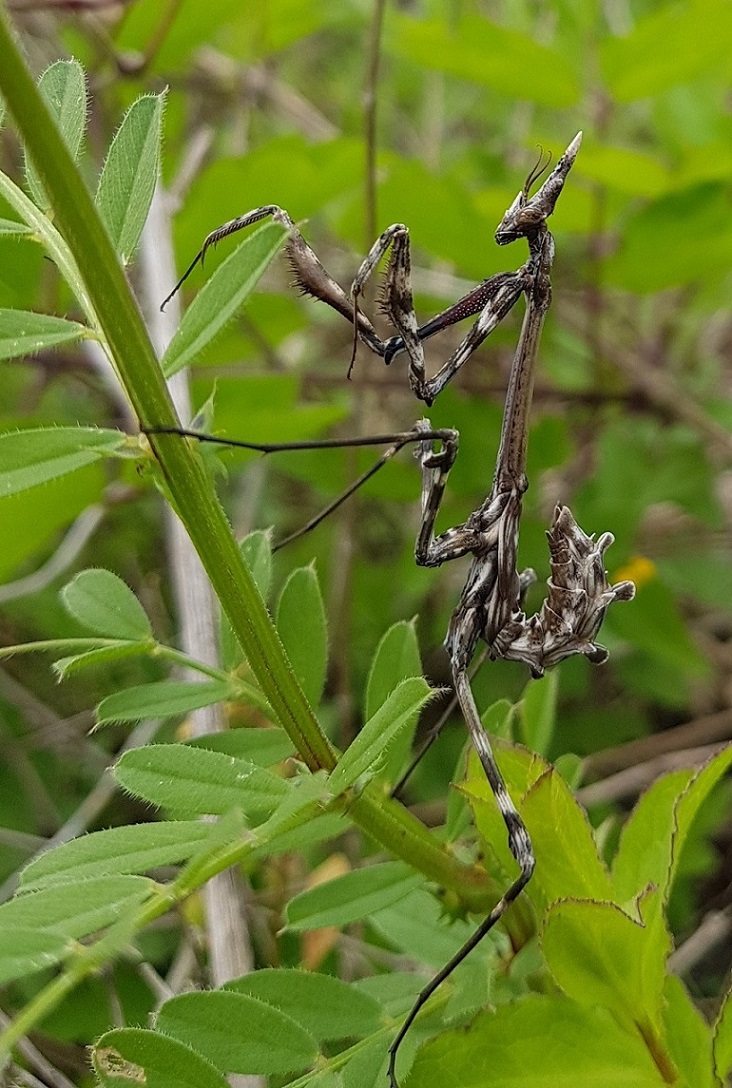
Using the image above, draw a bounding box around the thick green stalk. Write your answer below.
[0,11,329,767]
[0,10,496,907]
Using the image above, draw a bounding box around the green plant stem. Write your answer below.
[0,783,492,1064]
[0,14,320,772]
[0,795,455,1062]
[0,168,97,327]
[0,638,130,659]
[0,824,270,1061]
[0,11,499,903]
[284,997,451,1088]
[0,970,85,1059]
[155,645,272,715]
[0,11,530,1054]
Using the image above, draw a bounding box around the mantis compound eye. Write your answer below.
[495,191,525,245]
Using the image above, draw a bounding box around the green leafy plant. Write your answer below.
[0,7,730,1088]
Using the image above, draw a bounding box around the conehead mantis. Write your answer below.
[149,131,634,1087]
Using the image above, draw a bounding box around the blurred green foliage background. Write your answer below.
[1,0,731,1067]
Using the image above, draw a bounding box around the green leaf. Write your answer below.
[368,888,477,969]
[714,977,732,1081]
[0,462,105,581]
[341,1036,390,1088]
[666,746,732,885]
[61,568,152,640]
[226,2,351,54]
[93,1028,230,1088]
[219,530,274,666]
[114,743,288,818]
[0,144,93,316]
[575,144,670,198]
[0,217,30,235]
[187,727,293,766]
[25,59,87,210]
[96,679,234,726]
[663,975,716,1088]
[20,821,214,890]
[554,752,583,790]
[464,741,612,915]
[252,770,331,845]
[169,810,249,894]
[0,426,125,497]
[611,769,695,903]
[0,928,68,985]
[0,308,87,360]
[481,698,516,741]
[329,676,433,793]
[521,768,612,907]
[519,671,557,755]
[600,0,732,102]
[276,565,328,708]
[0,876,152,938]
[406,995,669,1087]
[289,1070,341,1088]
[161,220,288,377]
[579,418,720,568]
[365,620,422,722]
[613,747,732,903]
[225,968,381,1042]
[374,157,496,281]
[352,971,423,1017]
[240,528,273,599]
[114,0,254,70]
[53,641,152,680]
[608,577,709,675]
[156,991,319,1075]
[255,811,346,858]
[604,183,732,293]
[389,13,580,107]
[284,860,423,931]
[541,896,670,1034]
[96,92,165,264]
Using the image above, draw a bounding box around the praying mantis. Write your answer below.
[152,130,635,1087]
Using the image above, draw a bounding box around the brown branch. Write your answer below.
[577,742,726,807]
[584,708,732,778]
